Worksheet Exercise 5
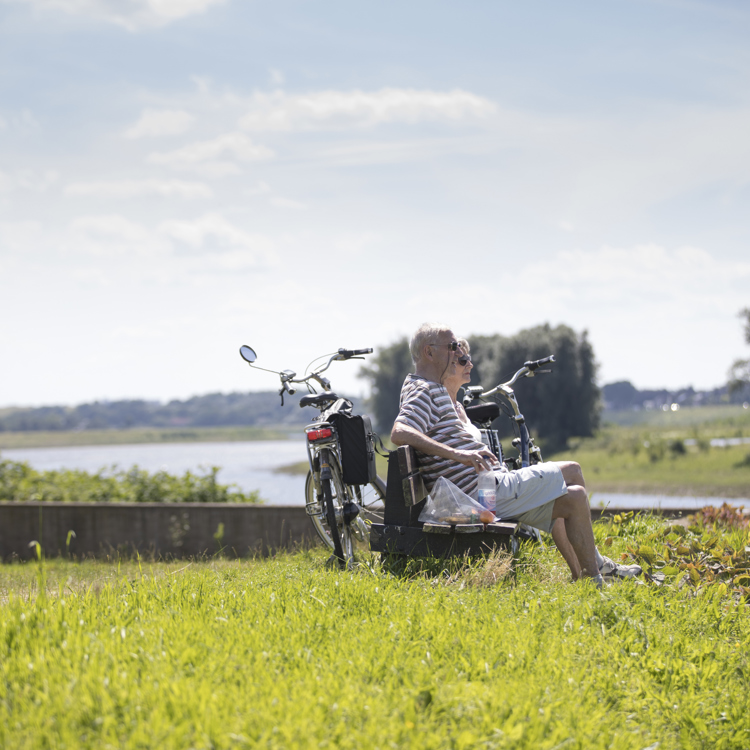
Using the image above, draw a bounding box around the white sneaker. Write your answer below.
[599,555,642,580]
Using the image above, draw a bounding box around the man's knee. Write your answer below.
[556,461,584,488]
[552,485,589,519]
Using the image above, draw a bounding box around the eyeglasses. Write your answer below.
[457,354,471,365]
[430,341,460,352]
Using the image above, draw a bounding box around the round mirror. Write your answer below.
[239,345,257,363]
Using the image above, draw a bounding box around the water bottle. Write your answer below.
[477,470,496,512]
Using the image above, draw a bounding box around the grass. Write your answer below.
[2,515,749,749]
[548,409,750,498]
[602,404,750,430]
[0,426,294,450]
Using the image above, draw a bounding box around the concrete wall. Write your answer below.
[0,502,318,560]
[0,502,698,561]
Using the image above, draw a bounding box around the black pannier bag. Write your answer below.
[329,412,377,485]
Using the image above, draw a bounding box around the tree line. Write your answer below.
[0,391,319,433]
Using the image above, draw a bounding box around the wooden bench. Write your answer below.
[369,446,536,559]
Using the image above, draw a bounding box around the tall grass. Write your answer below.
[2,515,749,749]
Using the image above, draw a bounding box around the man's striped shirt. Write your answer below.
[395,374,486,496]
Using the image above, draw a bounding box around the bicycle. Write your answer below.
[462,355,556,469]
[239,345,386,568]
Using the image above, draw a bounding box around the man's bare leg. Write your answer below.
[551,486,599,579]
[551,518,582,579]
[551,462,587,578]
[557,461,585,489]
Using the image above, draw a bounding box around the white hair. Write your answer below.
[409,322,453,365]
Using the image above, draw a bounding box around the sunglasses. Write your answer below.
[430,340,471,365]
[431,341,460,352]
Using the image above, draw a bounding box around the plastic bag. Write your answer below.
[418,476,495,525]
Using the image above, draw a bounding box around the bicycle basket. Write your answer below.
[328,412,377,485]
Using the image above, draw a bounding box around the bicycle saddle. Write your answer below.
[465,402,500,424]
[299,392,340,408]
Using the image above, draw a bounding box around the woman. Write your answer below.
[442,337,484,441]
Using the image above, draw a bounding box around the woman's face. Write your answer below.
[445,343,472,388]
[457,348,473,386]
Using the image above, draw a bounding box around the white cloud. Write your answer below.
[0,169,59,192]
[544,244,750,304]
[62,212,275,268]
[303,135,492,167]
[157,213,274,265]
[147,132,274,174]
[64,179,212,198]
[238,88,497,132]
[124,109,194,138]
[68,214,170,257]
[3,0,226,30]
[269,196,307,210]
[245,181,272,196]
[0,220,45,257]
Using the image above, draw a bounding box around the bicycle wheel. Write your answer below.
[346,476,386,544]
[304,457,354,566]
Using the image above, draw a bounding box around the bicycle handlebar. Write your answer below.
[337,347,373,359]
[464,354,556,403]
[524,355,555,372]
[241,346,373,403]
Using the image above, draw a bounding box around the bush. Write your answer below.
[0,459,262,504]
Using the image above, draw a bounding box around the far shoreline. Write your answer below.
[0,426,299,450]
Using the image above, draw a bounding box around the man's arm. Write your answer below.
[391,420,499,472]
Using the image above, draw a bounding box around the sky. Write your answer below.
[1,0,749,407]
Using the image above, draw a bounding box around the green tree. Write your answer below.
[728,307,750,393]
[358,337,412,432]
[467,324,600,452]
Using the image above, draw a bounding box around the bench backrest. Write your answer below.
[383,446,428,526]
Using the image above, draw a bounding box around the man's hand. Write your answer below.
[392,421,500,472]
[454,448,499,473]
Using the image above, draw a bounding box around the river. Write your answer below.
[2,441,747,509]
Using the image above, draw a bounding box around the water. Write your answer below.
[592,493,746,511]
[1,441,309,506]
[684,437,750,448]
[2,441,747,510]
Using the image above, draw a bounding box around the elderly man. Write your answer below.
[391,322,641,586]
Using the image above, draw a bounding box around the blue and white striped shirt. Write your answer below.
[395,374,486,496]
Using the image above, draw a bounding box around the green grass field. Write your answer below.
[602,405,750,430]
[549,408,750,498]
[2,514,749,749]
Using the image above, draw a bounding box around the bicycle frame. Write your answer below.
[239,345,384,568]
[463,356,554,468]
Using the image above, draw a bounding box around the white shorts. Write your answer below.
[493,463,567,532]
